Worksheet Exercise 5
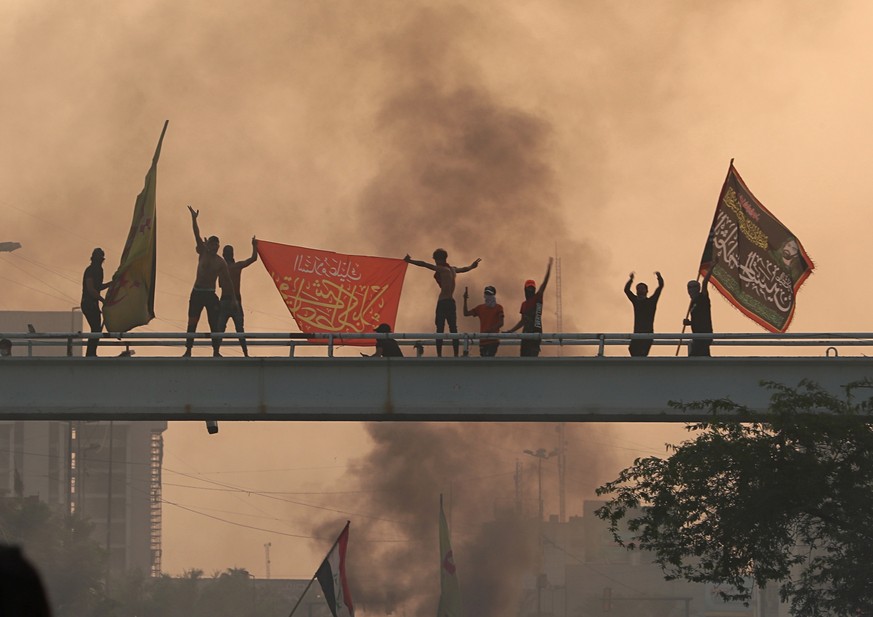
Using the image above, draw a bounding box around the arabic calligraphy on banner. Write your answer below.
[258,240,408,344]
[701,164,814,333]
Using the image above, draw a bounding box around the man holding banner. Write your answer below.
[404,249,481,357]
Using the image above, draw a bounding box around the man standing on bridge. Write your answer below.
[184,206,236,357]
[505,258,553,357]
[684,264,715,357]
[81,248,111,357]
[463,285,504,356]
[404,249,481,357]
[216,236,258,357]
[624,271,664,357]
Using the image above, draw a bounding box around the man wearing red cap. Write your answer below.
[505,258,553,357]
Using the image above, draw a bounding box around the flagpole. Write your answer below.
[287,521,350,617]
[675,158,733,356]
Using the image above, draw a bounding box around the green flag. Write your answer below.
[104,121,167,332]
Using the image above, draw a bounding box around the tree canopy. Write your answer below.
[596,380,873,617]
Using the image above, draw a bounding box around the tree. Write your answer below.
[596,380,873,617]
[0,496,109,617]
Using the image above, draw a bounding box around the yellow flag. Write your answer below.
[104,121,167,332]
[437,495,461,617]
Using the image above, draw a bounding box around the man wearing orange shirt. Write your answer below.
[463,285,504,357]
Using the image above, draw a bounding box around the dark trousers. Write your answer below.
[629,337,653,357]
[480,342,499,357]
[82,302,101,357]
[689,338,712,357]
[435,298,458,357]
[217,296,247,356]
[520,337,541,357]
[187,290,220,353]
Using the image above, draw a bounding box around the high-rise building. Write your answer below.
[0,310,167,576]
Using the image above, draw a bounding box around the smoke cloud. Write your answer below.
[2,0,865,604]
[314,422,617,617]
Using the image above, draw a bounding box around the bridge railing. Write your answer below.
[0,331,870,357]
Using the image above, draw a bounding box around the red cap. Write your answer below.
[524,279,536,289]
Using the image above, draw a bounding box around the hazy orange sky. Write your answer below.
[1,0,871,602]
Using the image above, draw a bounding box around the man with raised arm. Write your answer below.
[683,263,716,357]
[184,206,236,357]
[216,236,258,357]
[505,258,553,357]
[624,271,664,357]
[404,249,481,357]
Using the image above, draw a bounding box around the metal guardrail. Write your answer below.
[0,331,871,357]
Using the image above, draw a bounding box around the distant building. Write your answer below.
[0,311,167,576]
[496,499,784,617]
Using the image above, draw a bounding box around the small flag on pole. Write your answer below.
[104,121,168,332]
[700,161,813,332]
[437,495,461,617]
[315,521,355,617]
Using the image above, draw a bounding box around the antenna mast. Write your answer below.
[264,542,272,579]
[554,243,563,355]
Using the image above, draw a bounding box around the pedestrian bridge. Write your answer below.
[1,332,871,422]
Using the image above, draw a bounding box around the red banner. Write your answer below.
[258,240,408,345]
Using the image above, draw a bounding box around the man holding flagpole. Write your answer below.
[81,248,111,356]
[684,260,716,357]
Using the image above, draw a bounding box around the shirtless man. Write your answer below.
[184,206,236,357]
[216,236,258,357]
[404,249,481,357]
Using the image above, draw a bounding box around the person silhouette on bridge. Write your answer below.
[81,248,111,357]
[361,323,404,357]
[184,206,236,357]
[684,263,716,357]
[404,249,481,357]
[505,258,553,357]
[216,236,258,357]
[463,285,504,356]
[624,271,664,357]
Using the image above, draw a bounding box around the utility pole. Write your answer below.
[557,423,567,523]
[264,542,272,579]
[554,243,563,356]
[106,421,114,585]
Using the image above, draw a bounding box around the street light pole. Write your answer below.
[523,447,557,522]
[523,447,558,617]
